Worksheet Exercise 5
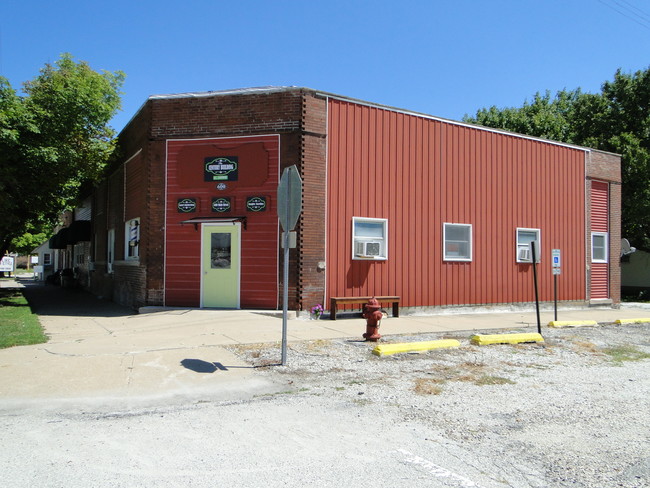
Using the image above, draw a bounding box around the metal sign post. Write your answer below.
[277,165,303,366]
[531,241,542,335]
[552,249,561,322]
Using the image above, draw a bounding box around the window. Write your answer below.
[592,232,608,263]
[443,223,472,261]
[43,253,51,266]
[211,233,232,269]
[125,218,140,260]
[352,217,388,260]
[107,228,115,273]
[517,228,541,263]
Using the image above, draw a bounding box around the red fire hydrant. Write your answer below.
[362,297,383,342]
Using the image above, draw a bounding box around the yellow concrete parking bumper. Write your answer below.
[470,333,544,346]
[614,318,650,324]
[548,320,598,328]
[372,339,460,357]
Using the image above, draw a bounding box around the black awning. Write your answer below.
[48,235,61,249]
[67,220,92,244]
[49,227,71,249]
[180,216,247,230]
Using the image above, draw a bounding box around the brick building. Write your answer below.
[86,86,621,313]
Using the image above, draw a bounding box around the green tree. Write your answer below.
[0,54,124,258]
[464,67,650,250]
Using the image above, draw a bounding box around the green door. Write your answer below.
[201,224,240,308]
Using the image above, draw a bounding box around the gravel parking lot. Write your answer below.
[225,322,650,487]
[1,322,649,487]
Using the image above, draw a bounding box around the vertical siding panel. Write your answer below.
[334,103,344,296]
[413,118,422,305]
[410,117,419,303]
[433,122,443,306]
[476,130,485,304]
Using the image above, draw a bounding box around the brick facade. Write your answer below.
[586,149,622,305]
[92,88,314,310]
[298,94,328,311]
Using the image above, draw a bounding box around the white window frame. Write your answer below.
[443,223,472,262]
[125,218,140,260]
[43,253,51,266]
[352,217,388,260]
[591,232,608,263]
[516,228,541,263]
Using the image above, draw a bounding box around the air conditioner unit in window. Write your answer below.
[355,241,382,258]
[518,247,531,262]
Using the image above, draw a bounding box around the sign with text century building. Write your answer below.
[204,157,238,182]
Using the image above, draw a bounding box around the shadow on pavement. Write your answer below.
[181,359,230,373]
[19,279,135,318]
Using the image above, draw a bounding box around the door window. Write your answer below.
[211,233,232,269]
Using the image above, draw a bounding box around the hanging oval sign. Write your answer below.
[246,196,267,212]
[177,198,197,213]
[212,197,231,213]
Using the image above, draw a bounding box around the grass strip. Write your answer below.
[0,289,48,349]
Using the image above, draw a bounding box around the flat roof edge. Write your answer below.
[120,86,619,156]
[317,91,608,154]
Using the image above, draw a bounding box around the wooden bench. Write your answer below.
[329,296,400,320]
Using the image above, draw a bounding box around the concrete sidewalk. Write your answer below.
[2,277,649,402]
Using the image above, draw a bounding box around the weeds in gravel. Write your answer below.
[346,379,365,385]
[474,375,516,386]
[258,387,310,398]
[602,345,650,364]
[572,340,601,354]
[414,378,444,395]
[302,339,333,353]
[414,361,517,393]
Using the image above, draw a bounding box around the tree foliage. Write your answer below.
[0,54,124,257]
[464,67,650,250]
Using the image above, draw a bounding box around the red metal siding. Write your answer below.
[591,181,609,232]
[590,180,609,299]
[165,135,279,308]
[326,100,587,308]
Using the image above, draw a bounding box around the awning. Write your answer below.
[49,227,71,249]
[180,216,247,230]
[67,220,92,244]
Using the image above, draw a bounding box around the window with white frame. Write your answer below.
[125,218,140,260]
[352,217,388,260]
[43,253,51,266]
[516,228,541,263]
[443,223,472,261]
[592,232,608,263]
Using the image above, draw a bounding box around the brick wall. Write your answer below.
[609,181,622,304]
[586,150,622,305]
[90,105,153,309]
[149,90,304,139]
[298,93,328,311]
[113,264,147,309]
[144,139,166,306]
[587,150,622,183]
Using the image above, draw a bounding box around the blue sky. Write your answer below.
[2,0,649,132]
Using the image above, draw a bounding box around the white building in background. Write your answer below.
[31,241,54,281]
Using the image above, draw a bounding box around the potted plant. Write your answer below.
[310,304,324,320]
